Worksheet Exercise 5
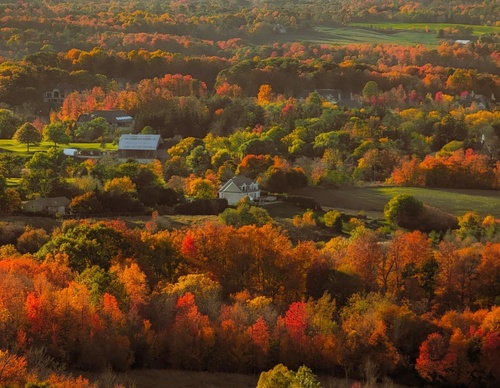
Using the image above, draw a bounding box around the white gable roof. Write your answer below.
[219,175,259,193]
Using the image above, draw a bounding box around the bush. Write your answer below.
[322,210,343,232]
[219,197,271,227]
[292,209,317,228]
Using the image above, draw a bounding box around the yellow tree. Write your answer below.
[257,84,274,105]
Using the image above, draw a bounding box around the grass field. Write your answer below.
[278,23,498,47]
[290,186,500,218]
[0,139,116,156]
[82,368,371,388]
[281,26,439,46]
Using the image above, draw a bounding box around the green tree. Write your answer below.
[21,148,69,197]
[362,81,380,100]
[186,177,217,199]
[13,123,41,152]
[257,364,296,388]
[186,145,211,176]
[457,211,483,241]
[384,194,424,226]
[0,109,22,139]
[292,365,322,388]
[74,117,110,141]
[37,221,129,272]
[257,364,322,388]
[43,122,71,147]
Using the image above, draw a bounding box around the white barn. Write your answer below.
[117,134,167,163]
[218,175,260,205]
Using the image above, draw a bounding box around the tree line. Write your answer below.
[0,213,498,385]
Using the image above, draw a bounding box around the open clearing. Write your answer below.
[280,26,440,46]
[276,26,438,47]
[82,368,373,388]
[274,23,498,47]
[289,186,500,218]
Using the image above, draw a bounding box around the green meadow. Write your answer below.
[291,186,500,219]
[280,23,498,47]
[0,139,117,156]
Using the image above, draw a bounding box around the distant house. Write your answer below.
[23,197,70,215]
[298,89,362,109]
[77,110,134,132]
[218,175,260,206]
[117,134,167,163]
[273,23,287,34]
[458,91,491,110]
[44,85,73,104]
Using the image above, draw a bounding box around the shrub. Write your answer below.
[292,209,317,228]
[219,197,271,227]
[322,210,343,232]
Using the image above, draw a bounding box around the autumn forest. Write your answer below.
[0,0,499,387]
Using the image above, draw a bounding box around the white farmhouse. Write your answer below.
[218,175,260,206]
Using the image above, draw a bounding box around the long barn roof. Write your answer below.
[118,134,161,150]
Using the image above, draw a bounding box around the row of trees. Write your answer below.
[0,1,496,57]
[0,216,498,384]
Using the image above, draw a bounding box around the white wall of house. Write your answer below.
[219,192,246,206]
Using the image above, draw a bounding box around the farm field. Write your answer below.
[351,22,500,35]
[278,22,499,47]
[280,26,438,47]
[290,186,500,218]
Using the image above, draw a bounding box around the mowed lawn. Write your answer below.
[0,139,117,156]
[290,186,500,218]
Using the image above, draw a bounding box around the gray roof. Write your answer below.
[77,110,134,124]
[219,175,259,193]
[118,134,162,151]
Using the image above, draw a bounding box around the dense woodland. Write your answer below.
[0,0,499,387]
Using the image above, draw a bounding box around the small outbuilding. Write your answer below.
[218,175,260,206]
